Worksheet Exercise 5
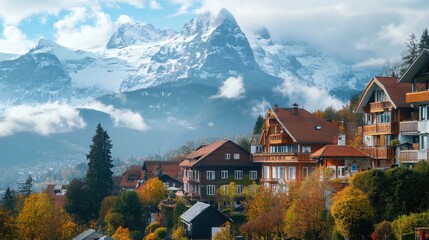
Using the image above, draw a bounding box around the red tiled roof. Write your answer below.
[142,160,181,180]
[272,108,339,144]
[179,140,229,167]
[310,145,371,159]
[46,184,68,208]
[119,165,144,189]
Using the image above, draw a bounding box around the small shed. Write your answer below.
[72,229,111,240]
[181,202,232,240]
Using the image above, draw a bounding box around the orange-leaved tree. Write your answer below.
[112,226,131,240]
[137,177,166,206]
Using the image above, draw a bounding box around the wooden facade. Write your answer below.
[252,106,339,189]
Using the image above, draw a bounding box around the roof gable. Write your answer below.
[271,107,339,144]
[180,202,210,222]
[399,49,429,83]
[355,76,411,113]
[310,145,370,159]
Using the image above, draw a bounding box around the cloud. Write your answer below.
[149,0,162,9]
[0,103,86,137]
[170,0,198,15]
[83,101,148,131]
[167,116,196,130]
[0,26,35,54]
[212,76,246,99]
[252,98,271,117]
[275,74,344,111]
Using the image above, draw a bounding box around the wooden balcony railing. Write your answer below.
[370,101,392,113]
[360,146,395,160]
[252,152,311,163]
[269,134,291,145]
[183,177,200,184]
[400,121,418,133]
[361,123,398,135]
[400,150,418,162]
[406,90,429,103]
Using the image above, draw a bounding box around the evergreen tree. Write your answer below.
[401,33,419,75]
[64,178,95,223]
[419,28,429,51]
[1,187,16,213]
[253,115,265,134]
[19,175,32,198]
[113,191,143,231]
[85,124,113,217]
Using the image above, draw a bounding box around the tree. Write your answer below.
[218,182,239,213]
[401,33,419,75]
[391,212,429,239]
[419,28,429,51]
[86,123,114,217]
[138,177,166,207]
[383,59,402,77]
[105,211,124,236]
[173,198,189,227]
[19,175,32,198]
[371,221,395,240]
[284,170,332,239]
[331,186,374,240]
[16,192,79,240]
[253,115,265,134]
[99,195,117,225]
[0,208,16,239]
[113,191,143,231]
[112,226,131,240]
[213,222,233,240]
[64,178,95,223]
[1,187,17,213]
[236,136,251,152]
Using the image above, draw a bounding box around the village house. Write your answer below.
[45,183,68,207]
[398,49,429,162]
[180,201,232,240]
[251,104,339,190]
[354,76,416,167]
[310,145,372,178]
[142,160,182,189]
[118,165,145,191]
[180,140,260,203]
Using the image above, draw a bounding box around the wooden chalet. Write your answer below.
[398,49,429,162]
[252,104,339,189]
[355,76,417,166]
[118,165,144,191]
[311,145,371,178]
[180,140,260,203]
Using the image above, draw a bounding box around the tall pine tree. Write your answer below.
[253,115,265,134]
[85,124,113,217]
[400,33,419,75]
[1,187,16,213]
[19,175,32,198]
[419,28,429,51]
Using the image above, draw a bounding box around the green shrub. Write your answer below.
[154,227,167,239]
[145,221,160,234]
[391,212,429,239]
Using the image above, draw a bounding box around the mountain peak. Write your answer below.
[254,27,271,40]
[35,38,59,50]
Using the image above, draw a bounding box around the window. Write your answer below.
[263,166,270,179]
[206,170,215,180]
[206,185,215,195]
[234,170,243,180]
[302,146,311,153]
[288,166,296,180]
[337,166,346,178]
[421,106,428,121]
[221,170,228,179]
[233,153,240,159]
[225,153,230,160]
[272,166,286,179]
[302,167,309,178]
[237,185,243,195]
[188,170,199,180]
[249,170,257,180]
[221,185,228,194]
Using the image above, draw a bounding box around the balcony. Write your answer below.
[252,152,311,163]
[269,134,291,145]
[400,150,418,163]
[370,101,392,113]
[361,123,398,135]
[183,177,200,184]
[360,146,395,160]
[400,121,418,134]
[406,90,429,104]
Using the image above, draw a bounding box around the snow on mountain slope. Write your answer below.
[249,27,376,95]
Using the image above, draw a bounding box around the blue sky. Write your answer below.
[0,0,428,65]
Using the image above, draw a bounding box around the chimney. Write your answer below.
[291,103,299,115]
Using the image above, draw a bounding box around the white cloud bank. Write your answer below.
[275,75,344,111]
[212,76,246,99]
[0,103,86,137]
[83,101,148,131]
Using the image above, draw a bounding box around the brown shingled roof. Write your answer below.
[272,108,339,144]
[179,140,229,167]
[310,145,370,159]
[119,165,144,189]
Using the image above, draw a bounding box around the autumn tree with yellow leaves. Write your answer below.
[16,192,79,240]
[138,177,166,206]
[112,226,131,240]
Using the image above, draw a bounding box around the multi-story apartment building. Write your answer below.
[180,140,260,203]
[251,104,339,190]
[355,76,416,166]
[398,49,429,162]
